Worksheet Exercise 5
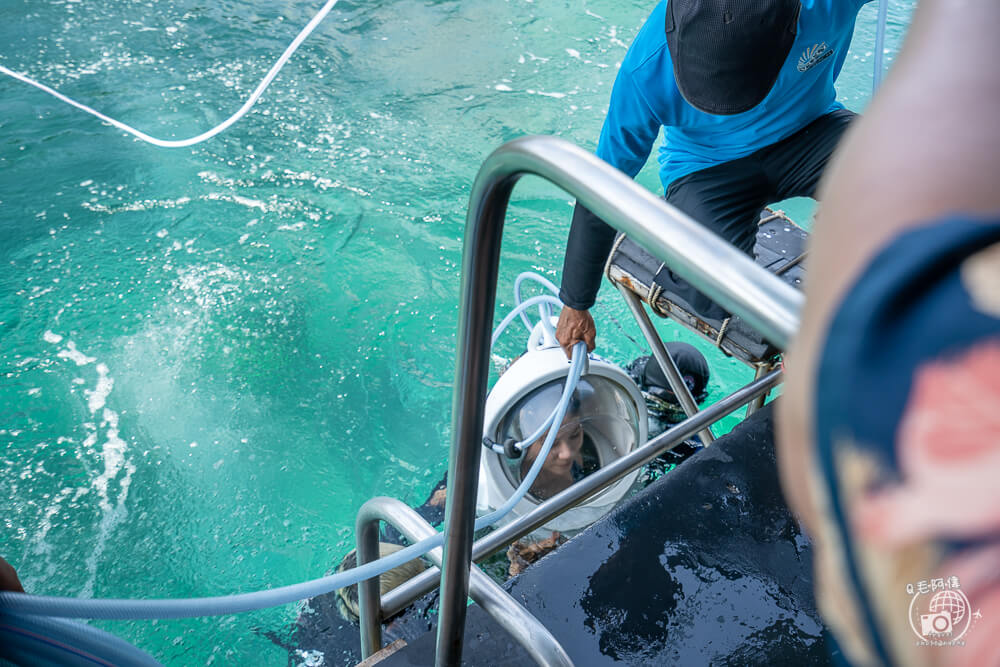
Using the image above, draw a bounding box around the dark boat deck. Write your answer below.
[376,403,832,665]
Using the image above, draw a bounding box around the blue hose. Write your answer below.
[491,294,563,347]
[513,272,560,333]
[0,613,159,666]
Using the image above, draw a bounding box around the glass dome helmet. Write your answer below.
[498,378,642,502]
[477,345,647,536]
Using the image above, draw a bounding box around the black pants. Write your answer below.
[658,109,856,319]
[665,108,857,254]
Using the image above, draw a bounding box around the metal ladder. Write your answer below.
[354,135,803,666]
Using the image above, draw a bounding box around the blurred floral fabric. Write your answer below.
[812,217,1000,666]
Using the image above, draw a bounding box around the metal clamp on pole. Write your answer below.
[356,497,573,666]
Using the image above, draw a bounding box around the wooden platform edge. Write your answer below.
[354,638,408,667]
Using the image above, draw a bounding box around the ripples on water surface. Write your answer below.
[0,0,913,663]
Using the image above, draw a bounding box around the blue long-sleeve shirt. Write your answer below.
[561,0,871,310]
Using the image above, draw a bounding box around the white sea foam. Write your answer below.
[48,338,135,598]
[57,341,95,366]
[295,649,325,667]
[81,196,191,213]
[232,194,267,210]
[84,363,113,413]
[81,408,135,597]
[30,487,72,557]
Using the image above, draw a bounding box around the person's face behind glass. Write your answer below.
[521,415,585,499]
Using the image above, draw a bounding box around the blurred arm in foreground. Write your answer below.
[777,1,1000,666]
[0,556,25,593]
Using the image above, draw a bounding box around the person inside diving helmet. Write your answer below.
[504,382,602,501]
[520,410,586,501]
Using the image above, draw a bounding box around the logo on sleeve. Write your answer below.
[797,42,833,72]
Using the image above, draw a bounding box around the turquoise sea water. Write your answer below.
[1,0,914,663]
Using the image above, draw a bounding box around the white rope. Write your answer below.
[0,0,341,148]
[714,316,732,354]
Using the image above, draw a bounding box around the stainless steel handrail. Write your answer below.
[437,135,801,665]
[356,497,573,666]
[379,368,781,618]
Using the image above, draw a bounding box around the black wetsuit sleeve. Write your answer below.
[559,201,619,310]
[559,62,658,311]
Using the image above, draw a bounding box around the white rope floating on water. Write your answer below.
[0,0,341,148]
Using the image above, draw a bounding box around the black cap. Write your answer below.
[665,0,801,115]
[643,342,710,402]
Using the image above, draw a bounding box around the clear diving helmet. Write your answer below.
[477,339,648,537]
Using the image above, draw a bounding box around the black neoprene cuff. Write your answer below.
[559,202,618,310]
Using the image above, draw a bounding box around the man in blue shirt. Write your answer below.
[556,0,872,356]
